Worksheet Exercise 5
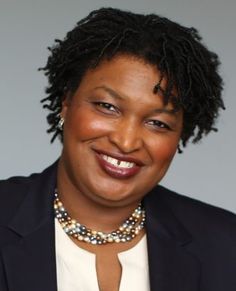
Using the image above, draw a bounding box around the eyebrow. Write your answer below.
[94,85,179,115]
[94,85,125,101]
[152,107,179,115]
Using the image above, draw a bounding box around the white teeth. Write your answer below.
[102,155,135,168]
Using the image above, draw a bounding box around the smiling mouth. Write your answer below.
[95,152,142,179]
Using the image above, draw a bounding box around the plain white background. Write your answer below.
[0,0,235,212]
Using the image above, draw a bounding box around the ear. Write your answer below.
[60,94,71,119]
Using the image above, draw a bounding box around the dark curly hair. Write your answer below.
[40,7,225,150]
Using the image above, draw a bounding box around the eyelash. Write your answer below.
[94,102,118,113]
[146,120,171,131]
[93,101,172,130]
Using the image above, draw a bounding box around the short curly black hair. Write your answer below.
[40,7,224,149]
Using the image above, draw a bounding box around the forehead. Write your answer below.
[73,54,178,111]
[79,56,158,95]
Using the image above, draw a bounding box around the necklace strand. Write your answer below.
[54,190,146,245]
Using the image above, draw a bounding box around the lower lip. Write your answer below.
[96,154,141,179]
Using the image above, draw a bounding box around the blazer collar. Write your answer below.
[2,162,58,291]
[144,187,201,291]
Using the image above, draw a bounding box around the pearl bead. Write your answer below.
[54,189,145,245]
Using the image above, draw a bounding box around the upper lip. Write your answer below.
[93,149,145,166]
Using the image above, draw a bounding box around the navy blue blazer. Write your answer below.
[0,162,236,291]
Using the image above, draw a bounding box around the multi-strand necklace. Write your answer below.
[54,190,146,245]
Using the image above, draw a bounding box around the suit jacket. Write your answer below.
[0,162,235,291]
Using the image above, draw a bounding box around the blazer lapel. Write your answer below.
[144,187,201,291]
[1,163,58,291]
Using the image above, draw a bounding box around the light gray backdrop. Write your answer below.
[1,0,235,213]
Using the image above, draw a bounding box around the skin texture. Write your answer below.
[57,55,183,291]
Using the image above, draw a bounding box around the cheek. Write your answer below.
[149,137,179,165]
[65,109,112,141]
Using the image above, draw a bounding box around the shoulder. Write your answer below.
[148,185,236,240]
[0,173,39,224]
[0,162,57,225]
[160,185,235,221]
[0,172,40,196]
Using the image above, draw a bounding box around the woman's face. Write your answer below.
[60,55,183,207]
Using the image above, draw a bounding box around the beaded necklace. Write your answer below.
[54,190,146,245]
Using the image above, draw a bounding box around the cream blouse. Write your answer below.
[55,219,150,291]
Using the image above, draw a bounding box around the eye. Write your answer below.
[146,119,171,131]
[94,102,119,114]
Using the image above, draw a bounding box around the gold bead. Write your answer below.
[108,237,114,242]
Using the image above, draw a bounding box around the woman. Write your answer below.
[0,7,235,291]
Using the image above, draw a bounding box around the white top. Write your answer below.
[55,219,150,291]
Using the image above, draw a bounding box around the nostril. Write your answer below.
[108,130,143,153]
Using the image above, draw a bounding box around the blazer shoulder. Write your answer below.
[155,185,236,238]
[0,162,58,226]
[0,173,40,225]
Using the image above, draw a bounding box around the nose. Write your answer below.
[108,118,143,153]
